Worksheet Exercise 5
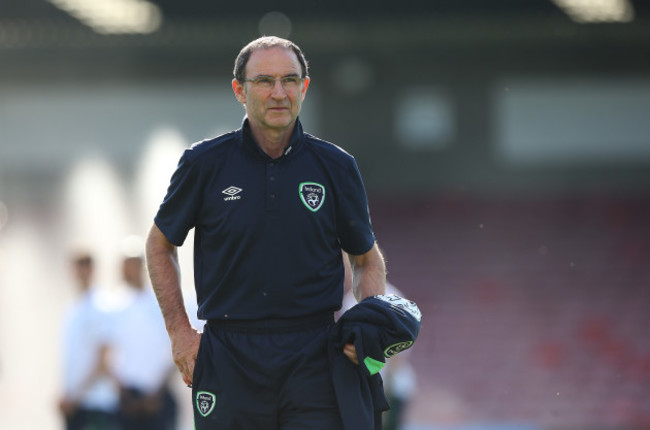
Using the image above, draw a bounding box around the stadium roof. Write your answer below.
[1,0,649,53]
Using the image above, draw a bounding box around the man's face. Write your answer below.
[233,47,309,133]
[122,257,143,288]
[73,257,93,288]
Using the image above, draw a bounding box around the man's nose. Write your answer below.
[270,80,287,97]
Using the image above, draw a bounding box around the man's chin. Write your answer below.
[264,116,295,130]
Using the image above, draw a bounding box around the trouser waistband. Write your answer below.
[206,312,334,334]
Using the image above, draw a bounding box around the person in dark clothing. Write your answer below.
[146,36,387,430]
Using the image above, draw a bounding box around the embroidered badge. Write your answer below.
[384,341,415,358]
[299,182,326,212]
[196,391,216,417]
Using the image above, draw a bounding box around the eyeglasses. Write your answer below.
[242,75,305,90]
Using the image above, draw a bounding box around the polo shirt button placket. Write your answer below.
[266,161,279,211]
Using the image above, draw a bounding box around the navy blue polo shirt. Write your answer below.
[154,118,375,321]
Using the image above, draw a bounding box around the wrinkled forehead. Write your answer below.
[245,47,302,77]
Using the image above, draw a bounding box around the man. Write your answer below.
[59,251,120,430]
[146,36,386,430]
[110,248,178,430]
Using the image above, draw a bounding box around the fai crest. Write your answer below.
[299,182,326,212]
[384,340,414,358]
[196,391,216,417]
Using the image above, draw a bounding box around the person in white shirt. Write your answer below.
[59,252,120,430]
[110,250,177,430]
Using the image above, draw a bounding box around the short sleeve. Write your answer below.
[336,157,375,255]
[154,149,203,246]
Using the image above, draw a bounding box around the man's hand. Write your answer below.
[170,327,202,386]
[343,343,359,365]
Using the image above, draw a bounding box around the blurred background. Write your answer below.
[1,1,649,429]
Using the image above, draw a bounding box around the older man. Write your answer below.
[146,36,386,430]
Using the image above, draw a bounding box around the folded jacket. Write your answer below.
[329,294,422,430]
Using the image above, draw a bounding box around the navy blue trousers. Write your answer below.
[192,314,343,430]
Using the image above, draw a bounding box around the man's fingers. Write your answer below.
[175,359,194,386]
[343,343,359,365]
[185,359,195,385]
[183,372,192,386]
[171,329,201,387]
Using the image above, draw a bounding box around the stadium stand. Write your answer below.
[369,193,650,428]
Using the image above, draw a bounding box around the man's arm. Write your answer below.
[349,242,386,301]
[342,242,386,364]
[145,223,201,386]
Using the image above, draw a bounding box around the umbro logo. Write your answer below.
[222,186,242,201]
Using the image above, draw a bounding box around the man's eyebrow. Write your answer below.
[251,73,301,78]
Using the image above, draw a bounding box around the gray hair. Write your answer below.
[233,36,309,82]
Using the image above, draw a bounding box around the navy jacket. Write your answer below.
[329,294,422,430]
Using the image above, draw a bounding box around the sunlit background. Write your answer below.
[1,1,649,429]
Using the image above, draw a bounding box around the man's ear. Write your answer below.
[300,76,310,101]
[232,79,246,104]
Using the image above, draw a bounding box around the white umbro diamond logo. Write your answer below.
[222,186,242,196]
[222,186,242,201]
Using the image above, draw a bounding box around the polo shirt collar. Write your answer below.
[240,117,304,161]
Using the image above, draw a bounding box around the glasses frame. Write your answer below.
[241,74,306,90]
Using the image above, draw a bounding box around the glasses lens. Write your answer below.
[281,77,301,88]
[256,77,275,88]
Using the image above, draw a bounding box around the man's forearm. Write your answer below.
[145,224,191,335]
[352,243,386,301]
[146,224,202,386]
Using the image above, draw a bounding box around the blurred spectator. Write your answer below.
[379,350,417,430]
[110,245,178,430]
[59,251,121,430]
